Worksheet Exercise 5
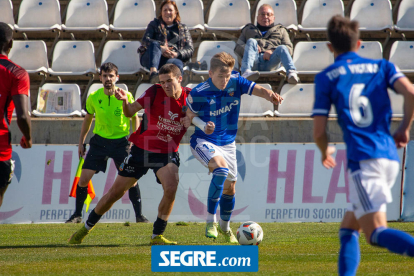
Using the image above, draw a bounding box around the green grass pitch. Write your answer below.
[1,222,414,275]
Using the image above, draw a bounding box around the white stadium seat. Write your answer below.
[101,41,145,75]
[395,0,414,32]
[0,0,15,30]
[14,0,61,32]
[350,0,393,31]
[388,88,404,117]
[62,0,109,32]
[298,0,344,32]
[240,83,274,117]
[185,83,198,89]
[48,41,96,76]
[205,0,251,32]
[135,83,154,116]
[292,41,334,75]
[389,41,414,74]
[109,0,156,32]
[191,41,239,75]
[86,83,128,99]
[357,41,383,60]
[32,83,82,117]
[175,0,205,31]
[255,0,298,30]
[8,41,49,74]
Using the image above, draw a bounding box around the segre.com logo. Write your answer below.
[151,245,258,272]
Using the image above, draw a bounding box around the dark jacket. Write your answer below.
[140,18,194,63]
[234,23,293,58]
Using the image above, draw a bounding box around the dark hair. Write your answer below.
[0,22,13,46]
[159,0,181,23]
[210,52,235,72]
[327,15,360,53]
[159,63,182,78]
[100,62,118,75]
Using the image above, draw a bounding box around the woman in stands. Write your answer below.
[139,0,194,84]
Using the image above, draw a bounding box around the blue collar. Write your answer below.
[335,51,360,62]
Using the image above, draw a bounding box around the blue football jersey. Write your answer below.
[312,52,405,167]
[186,76,256,146]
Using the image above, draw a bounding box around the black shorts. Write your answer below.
[118,146,180,184]
[0,159,14,189]
[83,135,130,173]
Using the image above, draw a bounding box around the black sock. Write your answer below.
[153,217,168,236]
[128,185,143,217]
[85,209,102,228]
[74,185,88,216]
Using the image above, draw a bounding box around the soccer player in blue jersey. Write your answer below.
[313,15,414,275]
[185,52,283,243]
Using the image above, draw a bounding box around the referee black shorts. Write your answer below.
[0,159,14,189]
[118,145,180,184]
[83,134,130,173]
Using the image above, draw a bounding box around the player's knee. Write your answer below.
[163,182,178,198]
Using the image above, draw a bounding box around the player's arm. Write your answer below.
[131,114,139,132]
[392,77,414,148]
[78,113,93,158]
[115,88,143,117]
[185,107,215,135]
[251,84,283,105]
[313,116,337,169]
[12,94,32,148]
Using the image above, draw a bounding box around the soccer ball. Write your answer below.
[236,221,263,245]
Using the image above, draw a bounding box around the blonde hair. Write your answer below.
[210,52,235,72]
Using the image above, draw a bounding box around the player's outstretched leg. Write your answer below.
[68,209,101,244]
[128,183,150,223]
[218,193,237,244]
[205,167,229,239]
[370,227,414,256]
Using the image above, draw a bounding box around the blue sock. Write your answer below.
[338,228,360,276]
[207,168,229,215]
[371,227,414,256]
[219,194,235,222]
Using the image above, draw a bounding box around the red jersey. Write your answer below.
[129,84,189,153]
[0,54,30,161]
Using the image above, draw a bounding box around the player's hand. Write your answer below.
[258,45,262,53]
[180,116,191,128]
[269,91,283,105]
[322,146,336,169]
[78,142,86,159]
[393,127,410,148]
[115,88,128,101]
[263,50,272,61]
[20,136,32,149]
[205,121,215,135]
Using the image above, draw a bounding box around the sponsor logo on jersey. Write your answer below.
[168,111,178,120]
[209,100,239,117]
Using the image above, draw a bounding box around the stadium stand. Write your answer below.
[357,41,383,59]
[350,0,393,31]
[388,88,404,117]
[8,40,49,75]
[14,0,62,33]
[298,0,344,36]
[175,0,205,32]
[101,40,145,75]
[254,0,298,31]
[292,41,334,76]
[389,41,414,74]
[109,0,156,35]
[48,40,97,78]
[0,0,16,30]
[205,0,251,33]
[62,0,109,33]
[32,83,83,117]
[394,0,414,35]
[240,83,275,117]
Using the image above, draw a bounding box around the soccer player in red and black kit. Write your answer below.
[69,63,191,245]
[0,23,32,208]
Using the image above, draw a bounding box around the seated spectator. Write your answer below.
[138,0,194,84]
[235,4,299,84]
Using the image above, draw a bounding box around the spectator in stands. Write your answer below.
[139,0,194,84]
[235,4,299,84]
